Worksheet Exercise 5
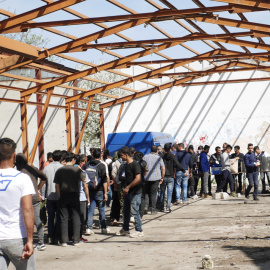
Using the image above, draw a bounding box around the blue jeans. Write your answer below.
[246,171,259,198]
[87,190,106,229]
[123,193,142,232]
[160,177,174,210]
[175,171,189,202]
[0,238,35,270]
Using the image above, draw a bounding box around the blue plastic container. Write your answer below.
[106,132,174,156]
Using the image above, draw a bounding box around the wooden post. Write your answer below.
[113,103,124,133]
[100,108,105,150]
[73,80,80,151]
[66,102,72,151]
[35,69,45,169]
[20,95,30,161]
[29,88,54,164]
[75,96,94,154]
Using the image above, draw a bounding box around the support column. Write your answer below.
[75,96,94,154]
[113,103,124,133]
[20,95,30,161]
[29,88,54,165]
[100,108,105,150]
[35,69,45,169]
[66,102,72,151]
[73,80,80,151]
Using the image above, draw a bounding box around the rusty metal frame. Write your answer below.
[0,0,269,163]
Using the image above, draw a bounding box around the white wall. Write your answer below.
[0,81,77,167]
[104,67,270,155]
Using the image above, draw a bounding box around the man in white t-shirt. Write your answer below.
[0,138,35,270]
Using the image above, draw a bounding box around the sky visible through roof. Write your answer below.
[0,0,270,70]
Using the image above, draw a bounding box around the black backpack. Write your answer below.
[85,163,102,190]
[118,159,126,182]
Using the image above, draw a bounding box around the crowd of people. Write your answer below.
[0,137,269,269]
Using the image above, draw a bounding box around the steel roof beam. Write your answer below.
[212,0,270,10]
[0,0,85,33]
[100,62,237,108]
[21,5,233,30]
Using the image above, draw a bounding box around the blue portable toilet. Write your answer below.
[106,132,175,156]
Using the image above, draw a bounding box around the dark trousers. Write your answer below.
[188,175,195,197]
[233,173,243,193]
[80,201,87,237]
[59,193,80,244]
[140,181,146,217]
[145,180,159,212]
[194,174,200,194]
[46,199,61,240]
[215,175,223,192]
[111,189,121,221]
[246,171,259,198]
[217,170,235,193]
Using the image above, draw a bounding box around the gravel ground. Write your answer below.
[8,193,270,270]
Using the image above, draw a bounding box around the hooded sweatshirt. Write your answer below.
[163,152,185,178]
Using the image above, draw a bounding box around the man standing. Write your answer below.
[43,150,63,245]
[188,145,198,198]
[0,138,35,269]
[85,149,109,235]
[199,145,211,198]
[216,145,235,196]
[54,152,87,246]
[116,146,143,238]
[254,146,270,193]
[143,145,165,214]
[245,144,260,200]
[175,143,193,203]
[16,153,48,251]
[161,143,185,212]
[230,145,245,194]
[209,146,222,192]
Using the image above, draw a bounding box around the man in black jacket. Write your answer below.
[209,146,223,192]
[84,149,108,235]
[160,143,186,212]
[188,145,198,198]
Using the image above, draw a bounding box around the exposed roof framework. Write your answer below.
[0,0,270,166]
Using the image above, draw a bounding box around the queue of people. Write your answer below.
[0,136,269,270]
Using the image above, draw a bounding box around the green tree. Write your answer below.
[78,65,130,152]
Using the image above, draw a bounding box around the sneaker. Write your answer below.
[254,197,259,201]
[48,237,53,245]
[182,201,188,204]
[130,231,144,238]
[151,210,157,215]
[35,244,46,251]
[112,219,118,226]
[116,229,130,236]
[165,208,171,213]
[60,243,67,247]
[85,228,95,235]
[130,216,135,224]
[191,195,198,199]
[73,242,81,246]
[245,191,250,199]
[204,194,212,198]
[175,200,182,205]
[230,192,236,197]
[80,237,88,243]
[101,228,110,234]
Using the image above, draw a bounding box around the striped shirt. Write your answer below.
[143,153,165,181]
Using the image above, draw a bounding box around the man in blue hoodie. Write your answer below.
[199,145,211,198]
[244,143,260,200]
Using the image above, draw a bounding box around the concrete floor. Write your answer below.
[9,194,270,270]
